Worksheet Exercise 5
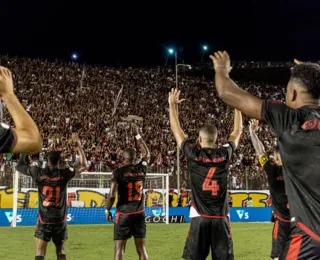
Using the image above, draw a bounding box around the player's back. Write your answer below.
[264,101,320,236]
[30,166,75,223]
[182,140,234,216]
[113,161,147,214]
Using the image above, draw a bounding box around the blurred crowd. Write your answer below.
[0,56,287,190]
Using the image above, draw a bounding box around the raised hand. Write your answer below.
[168,88,185,106]
[131,122,139,136]
[249,119,259,132]
[209,51,232,73]
[0,67,14,98]
[72,133,81,147]
[294,59,303,65]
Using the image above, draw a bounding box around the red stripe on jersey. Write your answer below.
[274,214,291,223]
[115,212,120,224]
[273,220,279,239]
[191,204,227,219]
[285,234,302,260]
[117,209,144,215]
[296,222,320,243]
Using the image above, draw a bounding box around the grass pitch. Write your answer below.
[0,223,272,260]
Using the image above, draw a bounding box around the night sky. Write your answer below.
[1,0,320,67]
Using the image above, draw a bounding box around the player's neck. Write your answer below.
[200,143,216,149]
[296,96,320,108]
[123,160,134,166]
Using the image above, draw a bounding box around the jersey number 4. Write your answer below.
[202,167,219,196]
[42,186,61,207]
[128,181,143,201]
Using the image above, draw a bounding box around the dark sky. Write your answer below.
[1,0,320,67]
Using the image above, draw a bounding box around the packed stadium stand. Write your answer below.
[0,57,299,191]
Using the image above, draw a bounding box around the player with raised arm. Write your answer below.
[168,88,242,260]
[210,52,320,259]
[249,119,290,260]
[105,123,150,260]
[16,134,87,260]
[0,66,42,153]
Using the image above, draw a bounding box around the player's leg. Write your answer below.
[271,220,291,260]
[35,239,48,260]
[52,222,68,260]
[182,217,210,260]
[114,213,131,260]
[271,219,282,259]
[132,213,148,260]
[134,238,148,260]
[34,222,51,259]
[211,217,234,260]
[114,240,127,260]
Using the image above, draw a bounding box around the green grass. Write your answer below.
[0,223,272,260]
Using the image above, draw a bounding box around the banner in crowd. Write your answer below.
[0,186,271,209]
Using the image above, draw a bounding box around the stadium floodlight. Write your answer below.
[168,48,174,55]
[201,45,209,62]
[71,53,78,60]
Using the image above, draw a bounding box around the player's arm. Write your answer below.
[105,176,118,222]
[0,67,43,154]
[248,119,267,159]
[228,109,243,149]
[209,52,263,120]
[72,133,87,174]
[16,154,39,178]
[131,123,150,163]
[168,88,187,148]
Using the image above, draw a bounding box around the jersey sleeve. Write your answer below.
[222,141,236,161]
[0,123,16,153]
[261,100,297,137]
[138,160,148,173]
[64,168,76,182]
[181,139,198,159]
[111,170,120,184]
[16,154,41,180]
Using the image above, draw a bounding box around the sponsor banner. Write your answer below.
[0,207,272,226]
[0,186,271,209]
[229,207,272,222]
[0,207,191,226]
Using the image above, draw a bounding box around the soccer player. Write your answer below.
[105,123,150,260]
[168,88,243,260]
[0,66,42,153]
[16,133,87,260]
[249,119,290,260]
[210,51,320,259]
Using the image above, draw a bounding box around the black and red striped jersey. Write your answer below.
[111,160,147,213]
[262,100,320,236]
[181,140,234,217]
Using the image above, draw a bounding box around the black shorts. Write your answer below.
[271,218,291,259]
[34,221,68,246]
[182,217,234,260]
[114,211,146,241]
[280,225,320,260]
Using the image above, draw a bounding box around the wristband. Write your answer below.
[105,209,109,214]
[135,134,141,140]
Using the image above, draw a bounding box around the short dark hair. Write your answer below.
[290,63,320,99]
[199,124,218,143]
[47,151,60,166]
[123,148,136,160]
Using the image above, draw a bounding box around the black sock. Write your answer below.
[57,254,66,260]
[35,256,44,260]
